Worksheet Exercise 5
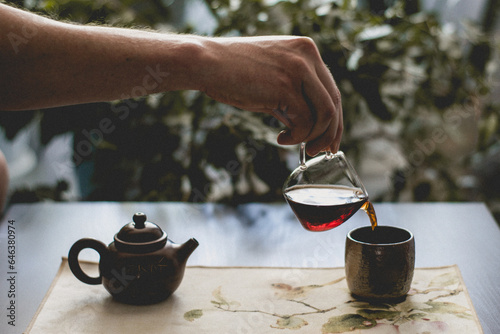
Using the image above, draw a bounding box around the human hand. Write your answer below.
[0,3,341,154]
[197,36,343,156]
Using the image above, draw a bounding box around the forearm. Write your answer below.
[0,4,343,154]
[0,4,206,110]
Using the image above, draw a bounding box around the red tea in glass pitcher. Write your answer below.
[283,144,377,232]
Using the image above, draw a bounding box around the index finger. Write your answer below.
[302,63,342,156]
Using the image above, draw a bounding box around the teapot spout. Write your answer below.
[176,238,199,263]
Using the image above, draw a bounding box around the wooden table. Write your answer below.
[1,202,499,333]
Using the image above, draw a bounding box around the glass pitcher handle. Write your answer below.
[300,142,334,169]
[299,142,307,169]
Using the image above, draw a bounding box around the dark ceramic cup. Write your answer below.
[345,226,415,302]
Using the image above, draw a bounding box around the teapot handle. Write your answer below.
[68,238,108,285]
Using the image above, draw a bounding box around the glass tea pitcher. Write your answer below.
[283,143,377,232]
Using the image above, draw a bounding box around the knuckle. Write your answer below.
[294,36,317,52]
[296,37,322,61]
[285,39,318,69]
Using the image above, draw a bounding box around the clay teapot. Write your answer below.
[68,212,199,305]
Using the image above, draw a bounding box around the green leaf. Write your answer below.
[183,309,203,322]
[322,314,376,333]
[424,301,469,314]
[428,272,459,288]
[272,316,309,330]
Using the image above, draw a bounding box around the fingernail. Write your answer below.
[306,148,319,157]
[277,130,291,144]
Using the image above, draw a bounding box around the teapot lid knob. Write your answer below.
[133,212,147,229]
[114,212,167,253]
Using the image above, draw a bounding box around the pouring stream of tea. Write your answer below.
[361,201,378,230]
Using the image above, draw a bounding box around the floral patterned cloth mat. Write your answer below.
[26,260,483,334]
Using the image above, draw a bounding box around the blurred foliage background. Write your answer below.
[1,0,499,221]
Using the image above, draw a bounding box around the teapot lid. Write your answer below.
[114,213,167,253]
